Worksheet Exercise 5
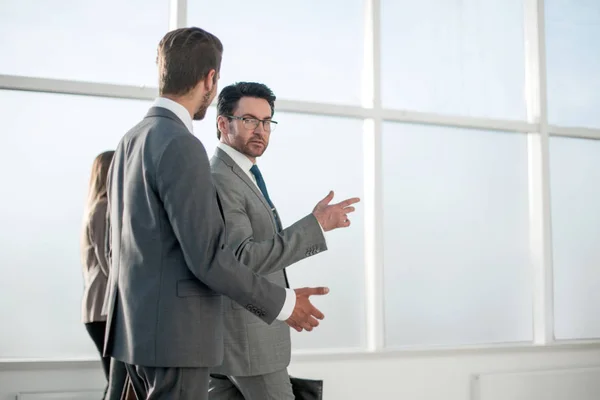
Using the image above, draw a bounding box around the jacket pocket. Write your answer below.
[176,279,219,297]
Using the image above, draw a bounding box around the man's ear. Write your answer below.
[217,115,228,137]
[204,69,217,92]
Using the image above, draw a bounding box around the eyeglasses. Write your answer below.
[227,115,278,132]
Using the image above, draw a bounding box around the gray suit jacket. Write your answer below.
[103,107,287,368]
[210,147,327,376]
[81,198,109,323]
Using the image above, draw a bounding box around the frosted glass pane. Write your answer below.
[188,1,363,105]
[193,107,220,158]
[381,0,526,120]
[550,137,600,339]
[0,90,151,359]
[546,0,600,128]
[0,0,168,86]
[382,123,533,347]
[201,112,366,350]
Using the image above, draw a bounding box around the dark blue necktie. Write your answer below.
[250,164,274,210]
[249,164,289,287]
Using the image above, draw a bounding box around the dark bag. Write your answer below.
[290,376,324,400]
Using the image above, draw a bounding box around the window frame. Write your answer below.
[1,0,599,361]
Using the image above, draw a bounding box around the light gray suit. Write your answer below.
[208,147,327,399]
[103,107,289,399]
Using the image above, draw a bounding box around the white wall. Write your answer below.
[289,346,600,399]
[2,345,599,399]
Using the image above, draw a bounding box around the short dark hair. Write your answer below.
[216,82,276,139]
[157,27,223,96]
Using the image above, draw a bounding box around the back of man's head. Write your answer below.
[216,82,276,139]
[156,27,223,97]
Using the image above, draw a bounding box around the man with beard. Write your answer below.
[208,82,360,399]
[103,28,331,400]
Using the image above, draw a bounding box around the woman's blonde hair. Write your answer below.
[84,150,115,220]
[81,150,114,263]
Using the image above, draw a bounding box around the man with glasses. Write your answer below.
[208,82,360,399]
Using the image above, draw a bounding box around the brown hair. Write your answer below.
[85,150,114,213]
[81,150,114,256]
[157,27,223,96]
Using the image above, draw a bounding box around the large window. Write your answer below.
[381,0,526,120]
[0,90,150,359]
[1,0,599,361]
[545,0,600,128]
[187,0,364,106]
[545,0,600,342]
[0,0,168,86]
[382,124,532,347]
[550,137,600,340]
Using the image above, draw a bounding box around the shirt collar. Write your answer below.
[217,142,255,174]
[152,97,194,133]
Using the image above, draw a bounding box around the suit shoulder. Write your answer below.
[146,123,205,167]
[149,118,198,148]
[211,166,246,202]
[116,117,206,185]
[209,153,223,171]
[211,161,238,187]
[124,116,196,149]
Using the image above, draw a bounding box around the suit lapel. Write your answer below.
[214,148,277,227]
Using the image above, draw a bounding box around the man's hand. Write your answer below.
[312,191,360,231]
[286,287,329,332]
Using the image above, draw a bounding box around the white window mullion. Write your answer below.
[169,0,187,31]
[524,0,555,345]
[363,0,385,352]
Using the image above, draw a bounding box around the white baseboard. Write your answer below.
[474,366,600,400]
[17,391,104,400]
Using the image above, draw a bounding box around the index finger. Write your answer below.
[340,197,361,207]
[304,286,330,296]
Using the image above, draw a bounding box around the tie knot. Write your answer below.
[250,164,262,179]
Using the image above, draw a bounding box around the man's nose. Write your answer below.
[253,122,266,134]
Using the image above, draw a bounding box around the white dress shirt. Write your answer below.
[152,98,295,321]
[152,97,194,133]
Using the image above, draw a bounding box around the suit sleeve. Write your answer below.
[88,201,110,278]
[156,134,286,324]
[213,174,327,275]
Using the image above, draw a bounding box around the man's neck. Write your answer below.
[162,94,195,119]
[220,141,256,164]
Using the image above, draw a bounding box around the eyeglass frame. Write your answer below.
[225,115,278,132]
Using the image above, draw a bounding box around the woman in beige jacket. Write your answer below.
[81,150,114,398]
